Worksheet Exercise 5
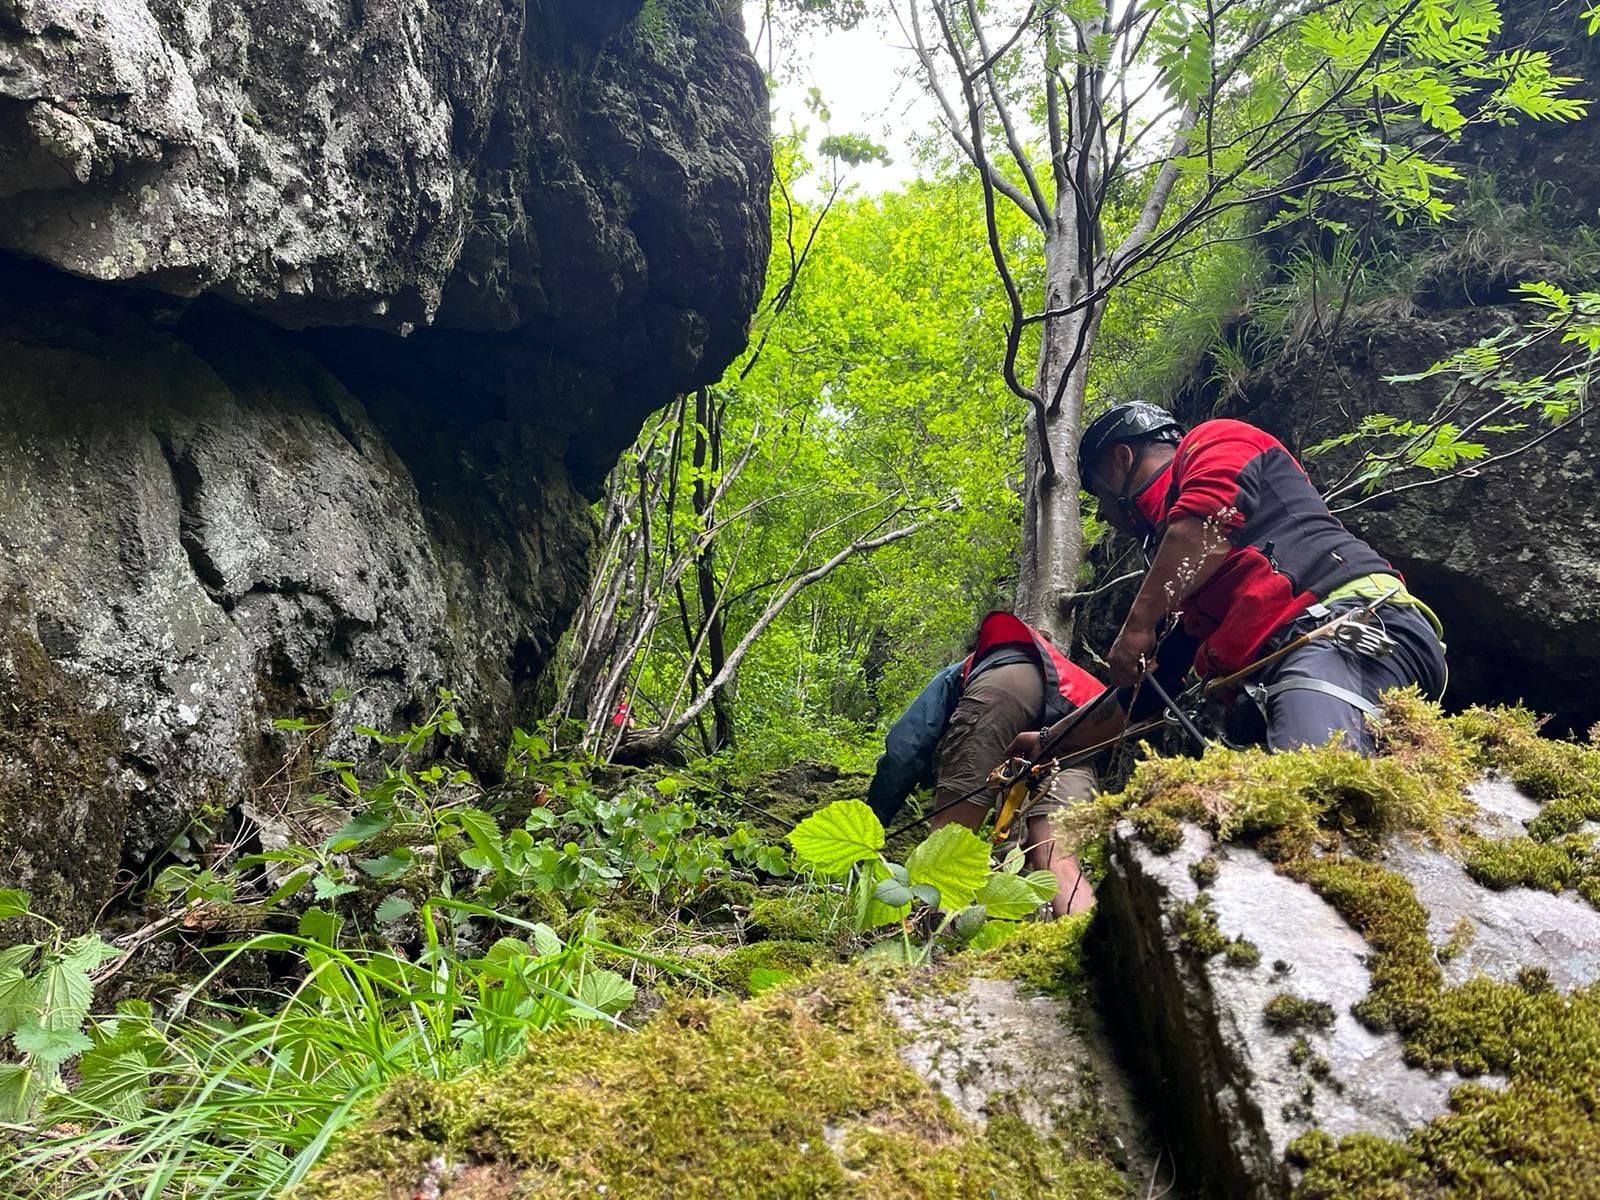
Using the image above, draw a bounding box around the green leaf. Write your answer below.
[13,1020,93,1067]
[578,970,636,1016]
[312,874,358,901]
[326,811,390,851]
[973,872,1045,919]
[0,889,31,921]
[873,878,914,908]
[358,851,413,880]
[951,904,989,939]
[0,946,39,1038]
[454,808,507,874]
[298,906,344,947]
[530,923,563,957]
[748,968,791,996]
[904,824,992,911]
[788,800,884,876]
[374,894,414,923]
[0,1063,30,1121]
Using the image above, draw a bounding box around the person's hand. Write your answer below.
[1001,730,1041,762]
[1108,623,1157,687]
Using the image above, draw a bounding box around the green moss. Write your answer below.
[710,938,839,994]
[971,913,1092,998]
[746,893,833,943]
[1175,894,1228,958]
[1082,692,1600,1195]
[1189,855,1220,888]
[0,599,128,936]
[1465,835,1579,892]
[1263,992,1336,1031]
[1224,937,1262,969]
[295,966,1135,1200]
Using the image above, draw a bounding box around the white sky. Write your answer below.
[742,3,939,192]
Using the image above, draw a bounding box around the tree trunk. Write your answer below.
[1016,230,1103,643]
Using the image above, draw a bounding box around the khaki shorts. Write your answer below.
[933,661,1098,821]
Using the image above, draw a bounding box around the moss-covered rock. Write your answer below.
[1086,692,1600,1197]
[0,597,128,933]
[293,965,1139,1199]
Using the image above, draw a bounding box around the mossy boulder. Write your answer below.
[0,598,128,933]
[1087,694,1600,1198]
[294,958,1151,1199]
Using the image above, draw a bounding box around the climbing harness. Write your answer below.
[1202,584,1404,698]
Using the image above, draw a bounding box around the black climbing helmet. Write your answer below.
[1076,402,1183,487]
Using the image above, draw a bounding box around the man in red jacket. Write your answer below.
[866,611,1105,916]
[1017,404,1445,760]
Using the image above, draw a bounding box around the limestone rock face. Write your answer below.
[1094,777,1600,1198]
[0,0,769,926]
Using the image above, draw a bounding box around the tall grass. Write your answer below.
[4,901,644,1200]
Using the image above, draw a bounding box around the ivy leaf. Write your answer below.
[904,824,991,911]
[788,800,884,876]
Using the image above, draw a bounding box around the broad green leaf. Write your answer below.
[861,939,916,964]
[0,947,38,1038]
[530,923,563,957]
[874,878,914,908]
[951,904,989,939]
[374,894,414,924]
[578,970,636,1016]
[0,889,31,921]
[13,1019,94,1068]
[0,1064,30,1121]
[298,906,344,947]
[905,824,992,911]
[973,872,1045,919]
[454,808,507,874]
[1024,870,1061,903]
[312,874,358,901]
[358,851,413,880]
[788,800,884,875]
[326,811,390,851]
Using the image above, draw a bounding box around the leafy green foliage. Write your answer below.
[0,895,117,1119]
[787,800,1056,960]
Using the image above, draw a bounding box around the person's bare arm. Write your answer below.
[1107,514,1232,685]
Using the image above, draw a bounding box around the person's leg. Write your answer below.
[929,661,1044,831]
[1025,763,1097,916]
[1264,603,1448,754]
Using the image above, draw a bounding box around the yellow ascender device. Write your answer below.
[989,758,1053,845]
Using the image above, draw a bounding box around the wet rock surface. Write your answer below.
[1094,774,1600,1198]
[0,0,769,925]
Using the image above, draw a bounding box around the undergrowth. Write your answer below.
[1072,689,1600,1197]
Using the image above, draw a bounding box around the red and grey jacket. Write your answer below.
[1132,419,1394,677]
[866,612,1104,821]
